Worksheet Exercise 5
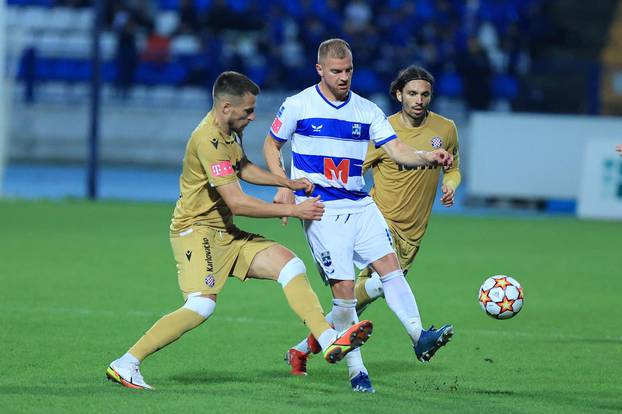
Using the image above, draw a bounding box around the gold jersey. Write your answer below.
[170,111,245,233]
[364,111,461,243]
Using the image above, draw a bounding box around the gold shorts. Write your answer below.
[170,224,276,299]
[358,222,421,279]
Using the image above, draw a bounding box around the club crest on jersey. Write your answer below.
[431,136,443,148]
[352,123,362,138]
[320,251,335,274]
[205,274,215,287]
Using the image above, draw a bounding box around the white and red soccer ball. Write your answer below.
[478,275,524,319]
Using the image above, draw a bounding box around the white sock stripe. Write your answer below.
[380,269,404,283]
[332,298,357,308]
[182,296,216,319]
[277,257,306,287]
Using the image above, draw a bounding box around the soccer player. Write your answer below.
[263,40,453,393]
[105,71,373,390]
[284,65,460,377]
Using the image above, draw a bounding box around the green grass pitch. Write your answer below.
[1,199,621,413]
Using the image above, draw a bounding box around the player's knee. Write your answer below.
[277,257,306,287]
[183,295,216,319]
[330,279,356,299]
[373,253,401,274]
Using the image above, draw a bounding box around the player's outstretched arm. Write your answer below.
[216,181,324,220]
[238,158,313,194]
[381,138,453,169]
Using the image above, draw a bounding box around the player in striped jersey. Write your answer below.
[264,39,453,393]
[284,66,459,379]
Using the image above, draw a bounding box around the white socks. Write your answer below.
[316,329,338,351]
[332,298,367,379]
[119,352,140,366]
[381,269,422,343]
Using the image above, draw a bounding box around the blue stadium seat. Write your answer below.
[436,72,463,98]
[247,65,267,86]
[135,62,187,86]
[158,0,179,10]
[228,0,250,12]
[492,74,518,100]
[34,58,55,82]
[194,0,213,12]
[351,67,382,95]
[416,0,437,20]
[7,0,53,6]
[102,61,118,83]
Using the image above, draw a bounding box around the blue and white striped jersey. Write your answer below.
[270,85,397,213]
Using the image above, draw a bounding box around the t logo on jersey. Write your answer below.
[324,158,350,184]
[210,161,234,177]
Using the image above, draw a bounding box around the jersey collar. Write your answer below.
[315,84,351,109]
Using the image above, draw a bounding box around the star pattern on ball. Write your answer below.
[479,289,491,305]
[494,277,511,289]
[499,297,515,313]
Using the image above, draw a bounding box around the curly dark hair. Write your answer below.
[389,66,435,101]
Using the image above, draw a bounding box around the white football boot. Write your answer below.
[106,358,153,390]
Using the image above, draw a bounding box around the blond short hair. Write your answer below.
[317,38,352,63]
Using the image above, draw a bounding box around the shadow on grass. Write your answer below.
[170,370,255,385]
[170,367,304,385]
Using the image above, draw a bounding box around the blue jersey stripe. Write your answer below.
[295,184,369,201]
[295,118,370,141]
[292,152,363,177]
[374,134,397,148]
[270,130,287,142]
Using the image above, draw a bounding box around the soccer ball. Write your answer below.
[478,275,524,319]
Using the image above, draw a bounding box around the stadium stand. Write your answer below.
[5,0,619,113]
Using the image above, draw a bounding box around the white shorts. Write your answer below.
[303,202,395,282]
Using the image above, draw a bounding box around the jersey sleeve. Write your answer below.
[442,121,462,189]
[269,97,300,144]
[363,141,385,173]
[197,137,239,187]
[369,104,397,148]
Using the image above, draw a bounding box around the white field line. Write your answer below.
[4,305,622,342]
[3,305,299,326]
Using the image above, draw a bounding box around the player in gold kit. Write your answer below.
[105,71,373,390]
[286,66,459,375]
